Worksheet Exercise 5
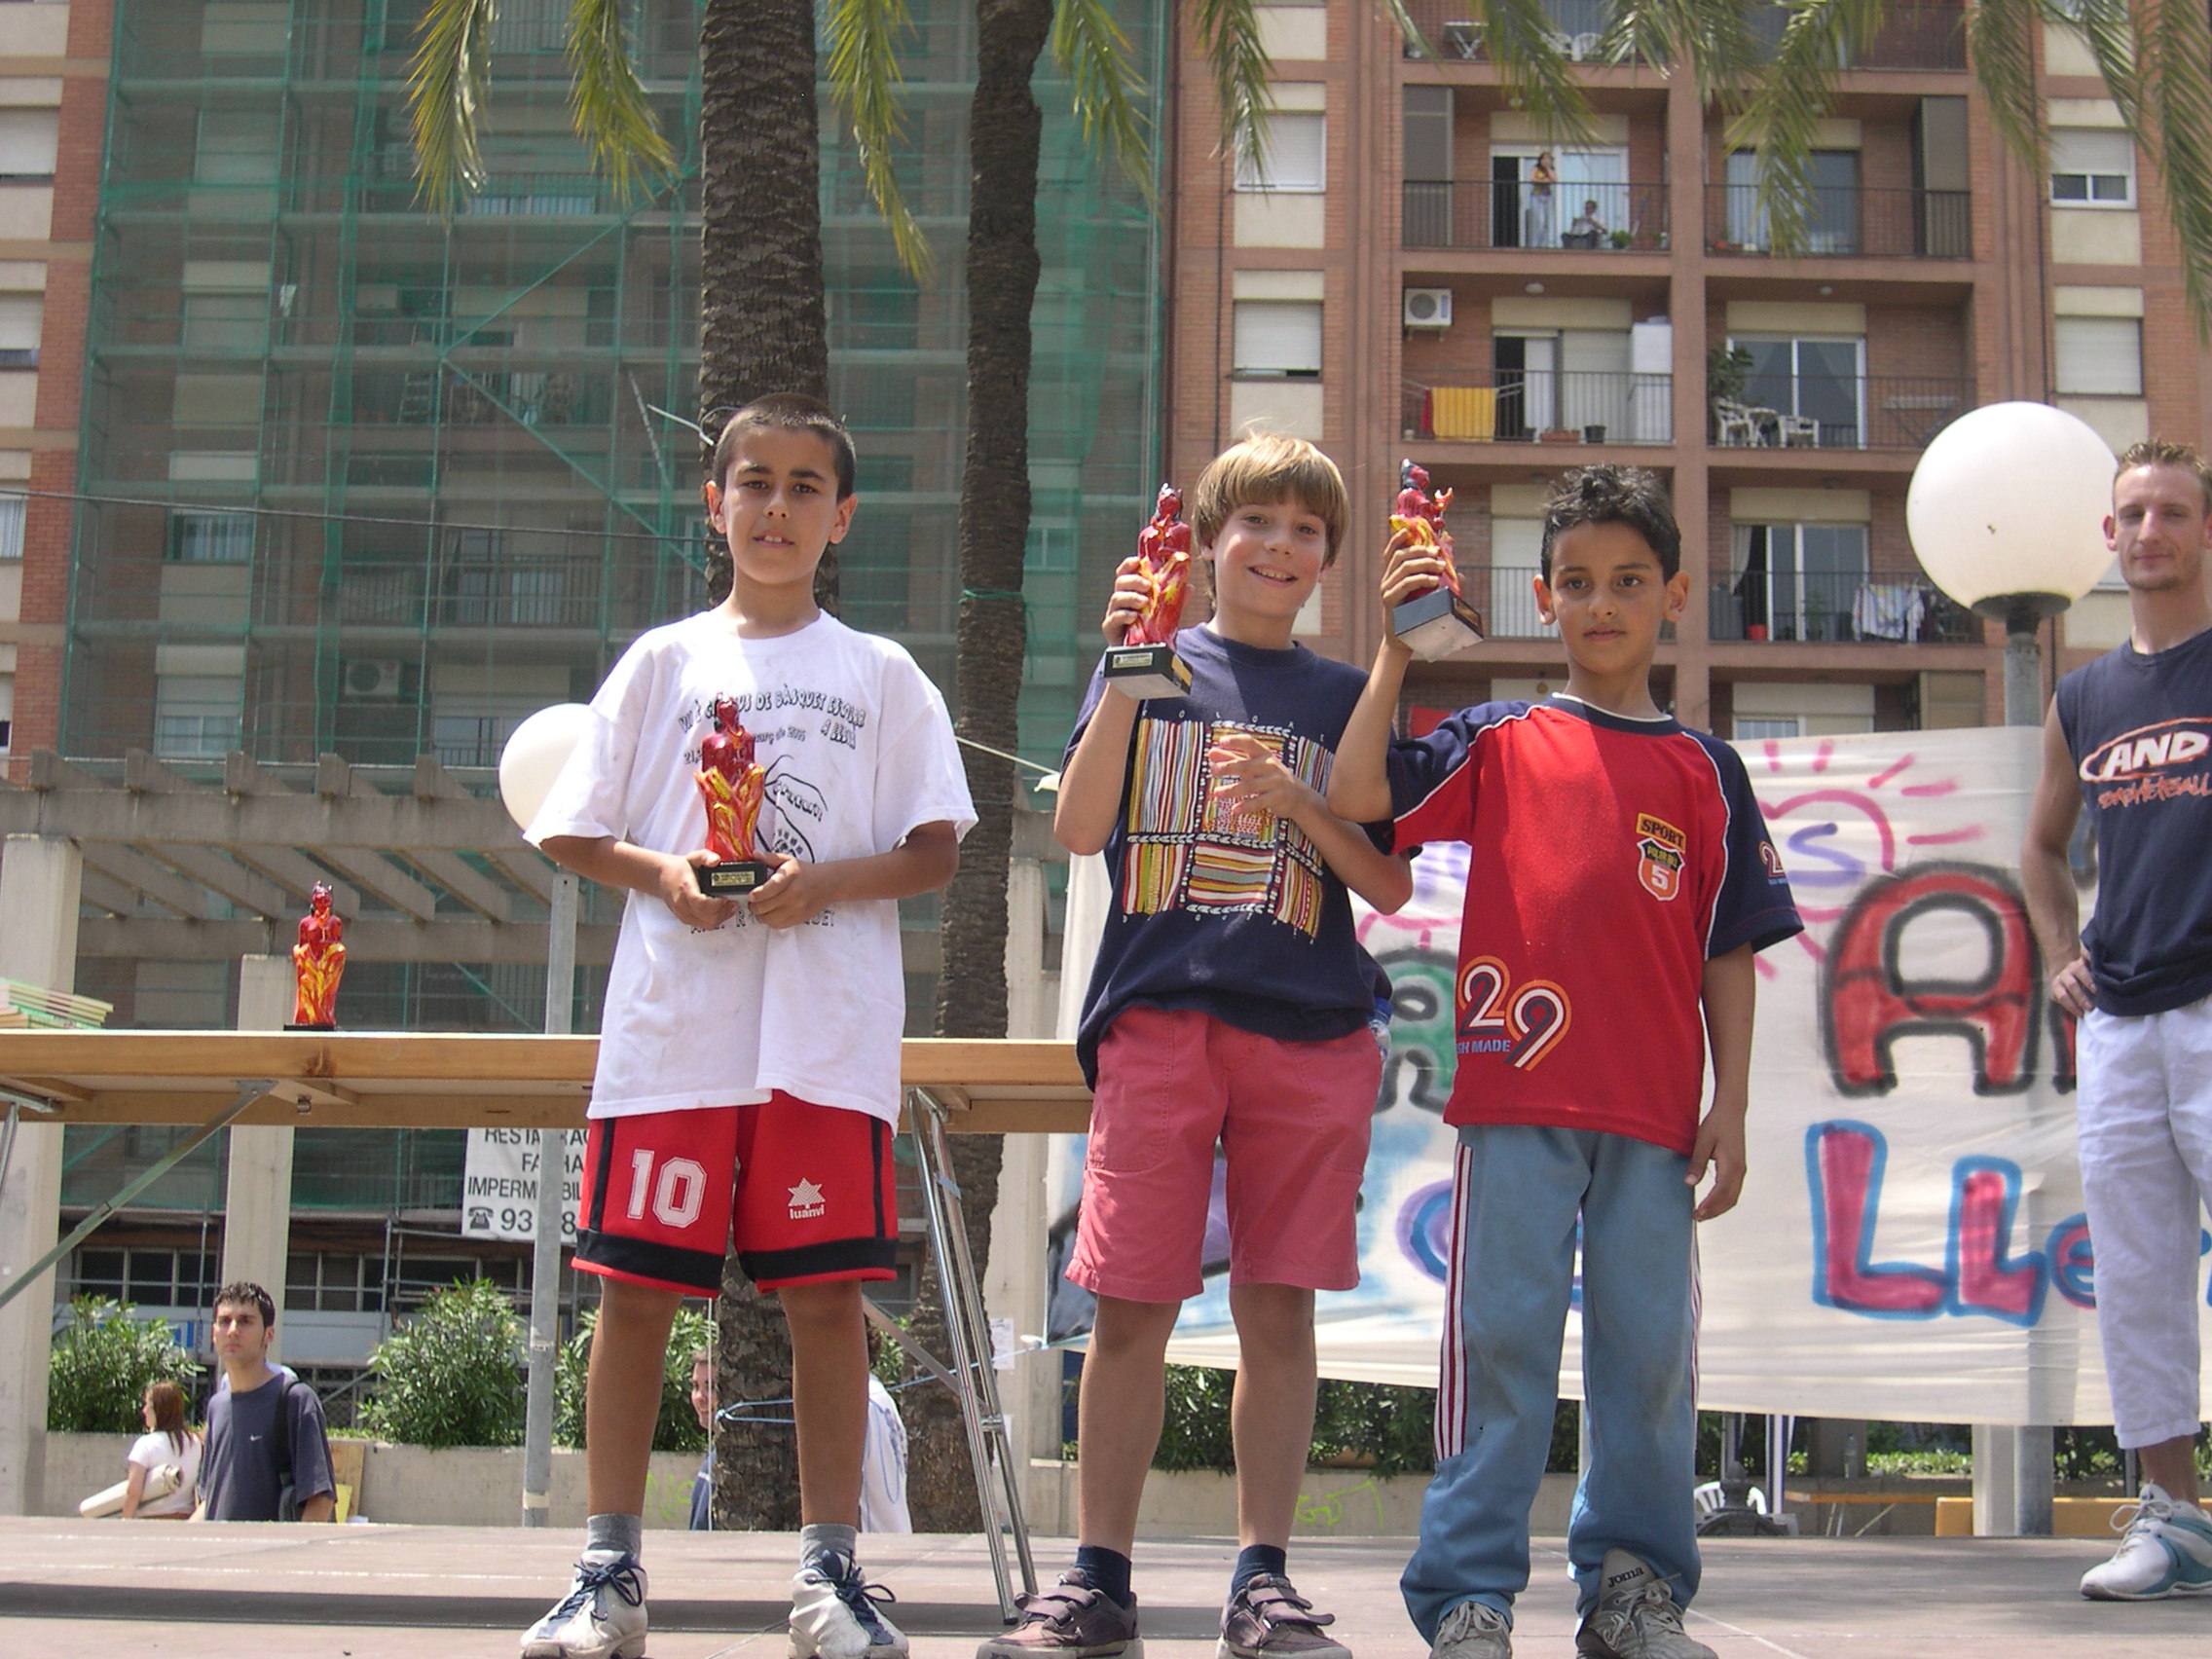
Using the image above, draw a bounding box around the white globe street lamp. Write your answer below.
[1907,401,2117,725]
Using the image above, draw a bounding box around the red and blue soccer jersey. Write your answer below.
[1389,697,1802,1153]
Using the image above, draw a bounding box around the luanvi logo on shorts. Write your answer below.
[787,1178,826,1221]
[1634,811,1687,902]
[2078,718,2212,808]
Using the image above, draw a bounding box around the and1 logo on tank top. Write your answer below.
[2057,624,2212,1015]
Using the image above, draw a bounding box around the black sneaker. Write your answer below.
[977,1569,1141,1659]
[1218,1573,1350,1659]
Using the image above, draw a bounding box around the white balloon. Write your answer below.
[498,703,595,831]
[1907,401,2116,610]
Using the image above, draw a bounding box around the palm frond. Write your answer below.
[1965,0,2046,176]
[1049,0,1153,198]
[1597,0,1760,104]
[824,0,934,280]
[1728,0,1884,255]
[1189,0,1276,179]
[406,0,497,212]
[566,0,680,203]
[2129,0,2212,335]
[1374,0,1438,61]
[1473,0,1595,147]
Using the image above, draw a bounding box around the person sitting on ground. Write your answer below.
[190,1281,335,1524]
[122,1380,201,1520]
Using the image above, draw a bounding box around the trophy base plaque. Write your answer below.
[1104,643,1193,701]
[1391,589,1487,661]
[697,859,774,897]
[284,1021,337,1032]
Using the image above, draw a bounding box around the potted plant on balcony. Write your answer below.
[1708,344,1754,440]
[1609,228,1632,249]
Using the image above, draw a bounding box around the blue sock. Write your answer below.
[1073,1545,1133,1606]
[1232,1544,1287,1598]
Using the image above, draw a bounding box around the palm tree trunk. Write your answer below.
[907,0,1053,1531]
[697,0,838,612]
[700,0,829,1528]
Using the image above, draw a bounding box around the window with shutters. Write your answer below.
[1235,112,1325,193]
[1232,301,1322,378]
[0,110,56,181]
[0,294,37,368]
[2054,316,2142,395]
[2050,129,2133,206]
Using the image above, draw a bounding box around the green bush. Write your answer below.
[554,1304,715,1454]
[47,1297,202,1433]
[361,1278,526,1448]
[1144,1366,1455,1478]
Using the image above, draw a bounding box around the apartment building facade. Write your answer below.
[1164,2,2202,735]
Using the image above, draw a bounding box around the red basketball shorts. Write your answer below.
[573,1093,898,1295]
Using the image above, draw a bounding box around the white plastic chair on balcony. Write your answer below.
[1776,412,1820,447]
[1714,399,1760,447]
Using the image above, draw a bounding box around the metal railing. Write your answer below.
[1404,373,1674,445]
[1706,185,1971,258]
[1747,0,1969,68]
[1710,570,1977,644]
[1399,0,1962,67]
[1710,377,1970,450]
[1404,179,1668,251]
[1402,0,1622,60]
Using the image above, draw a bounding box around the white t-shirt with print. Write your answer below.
[127,1429,202,1517]
[528,609,976,1124]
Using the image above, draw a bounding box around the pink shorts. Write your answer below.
[1068,1006,1382,1303]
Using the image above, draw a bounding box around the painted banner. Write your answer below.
[461,1127,585,1242]
[1049,726,2212,1424]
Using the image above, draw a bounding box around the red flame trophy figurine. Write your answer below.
[1388,459,1486,658]
[694,695,774,896]
[1103,484,1196,700]
[288,881,346,1030]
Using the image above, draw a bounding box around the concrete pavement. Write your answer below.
[0,1518,2204,1658]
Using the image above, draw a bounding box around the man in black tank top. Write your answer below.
[2024,441,2212,1602]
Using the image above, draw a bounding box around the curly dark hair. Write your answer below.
[1539,465,1681,582]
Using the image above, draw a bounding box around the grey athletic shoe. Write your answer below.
[1428,1600,1510,1659]
[1574,1551,1714,1659]
[520,1550,646,1659]
[1218,1573,1350,1659]
[977,1570,1142,1659]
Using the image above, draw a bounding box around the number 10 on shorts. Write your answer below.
[628,1150,707,1229]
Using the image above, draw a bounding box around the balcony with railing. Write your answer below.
[1708,569,1978,644]
[1399,0,1964,68]
[1405,372,1674,445]
[1404,179,1669,251]
[1706,184,1970,258]
[1709,377,1970,451]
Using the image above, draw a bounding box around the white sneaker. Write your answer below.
[1430,1600,1511,1659]
[791,1549,909,1659]
[1574,1551,1713,1659]
[2080,1484,2212,1601]
[521,1550,647,1659]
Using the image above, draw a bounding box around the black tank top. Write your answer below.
[2053,623,2212,1015]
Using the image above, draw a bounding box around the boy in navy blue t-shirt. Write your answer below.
[984,435,1409,1659]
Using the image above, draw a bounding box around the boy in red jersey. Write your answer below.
[1331,467,1800,1659]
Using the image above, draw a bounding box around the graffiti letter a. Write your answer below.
[1822,864,2039,1096]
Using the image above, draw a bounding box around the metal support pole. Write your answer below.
[908,1087,1037,1622]
[521,871,579,1528]
[0,1080,272,1316]
[2003,620,2044,728]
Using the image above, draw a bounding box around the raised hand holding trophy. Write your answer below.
[693,696,775,896]
[288,881,346,1030]
[1104,483,1196,700]
[1388,459,1486,658]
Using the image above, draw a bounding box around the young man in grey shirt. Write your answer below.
[191,1281,335,1524]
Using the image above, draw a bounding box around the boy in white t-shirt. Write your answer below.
[521,393,976,1659]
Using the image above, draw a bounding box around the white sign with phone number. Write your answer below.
[461,1128,586,1241]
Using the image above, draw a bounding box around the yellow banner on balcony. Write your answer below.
[1429,386,1495,442]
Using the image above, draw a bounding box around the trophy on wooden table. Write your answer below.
[288,881,346,1030]
[1388,459,1486,658]
[1103,483,1196,700]
[694,695,774,896]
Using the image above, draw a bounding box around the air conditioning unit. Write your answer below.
[1403,287,1454,329]
[343,658,405,700]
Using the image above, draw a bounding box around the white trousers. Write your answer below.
[2078,992,2212,1448]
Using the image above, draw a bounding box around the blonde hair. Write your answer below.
[1189,433,1350,565]
[2117,439,2212,515]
